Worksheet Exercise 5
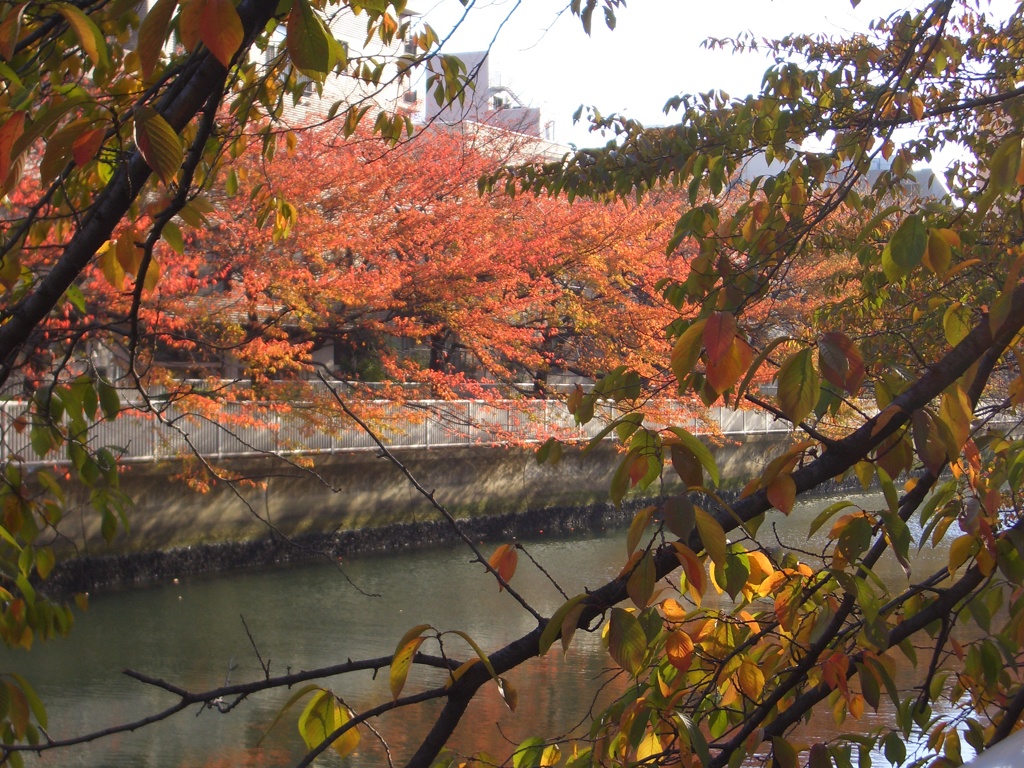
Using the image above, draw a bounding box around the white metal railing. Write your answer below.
[0,398,796,467]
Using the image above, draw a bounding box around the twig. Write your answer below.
[241,614,271,680]
[318,372,543,623]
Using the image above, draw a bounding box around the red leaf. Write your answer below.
[200,0,244,68]
[72,127,105,166]
[0,110,25,187]
[702,311,736,366]
[487,543,518,590]
[766,473,796,515]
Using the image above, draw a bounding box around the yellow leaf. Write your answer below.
[948,534,977,576]
[694,507,727,570]
[626,551,656,609]
[297,690,359,759]
[665,631,694,672]
[847,693,863,720]
[854,461,875,491]
[661,598,688,623]
[636,732,663,762]
[390,636,425,700]
[445,657,479,688]
[626,505,655,555]
[909,94,925,120]
[497,677,517,712]
[55,3,107,68]
[115,232,141,275]
[134,106,184,184]
[923,228,952,276]
[98,242,124,290]
[142,255,161,293]
[560,602,585,655]
[737,658,765,700]
[977,546,996,576]
[671,319,707,385]
[673,542,706,606]
[0,248,20,290]
[390,624,431,699]
[939,386,972,456]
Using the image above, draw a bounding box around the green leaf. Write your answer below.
[667,427,719,487]
[776,347,819,426]
[137,0,177,79]
[450,630,499,684]
[626,505,654,556]
[512,737,545,768]
[609,449,634,507]
[883,731,907,766]
[607,607,647,676]
[162,220,185,254]
[773,736,799,768]
[9,674,45,730]
[30,424,52,458]
[538,594,587,656]
[989,133,1021,190]
[626,551,656,608]
[287,0,333,74]
[97,379,119,421]
[694,507,727,570]
[912,409,946,475]
[943,303,971,347]
[134,106,184,184]
[582,413,643,457]
[809,500,855,537]
[663,494,696,539]
[34,547,55,580]
[882,214,927,281]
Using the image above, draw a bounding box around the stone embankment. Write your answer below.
[47,501,640,596]
[46,432,802,594]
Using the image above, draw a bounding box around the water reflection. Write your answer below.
[4,492,960,767]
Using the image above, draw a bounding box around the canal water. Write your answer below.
[5,493,953,767]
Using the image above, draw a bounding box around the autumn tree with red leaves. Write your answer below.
[78,124,688,405]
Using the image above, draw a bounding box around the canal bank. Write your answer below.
[48,431,795,593]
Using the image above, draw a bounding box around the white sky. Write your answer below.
[413,0,1010,153]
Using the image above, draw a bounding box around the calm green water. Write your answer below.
[4,492,952,767]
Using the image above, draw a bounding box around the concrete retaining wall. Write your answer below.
[65,432,791,554]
